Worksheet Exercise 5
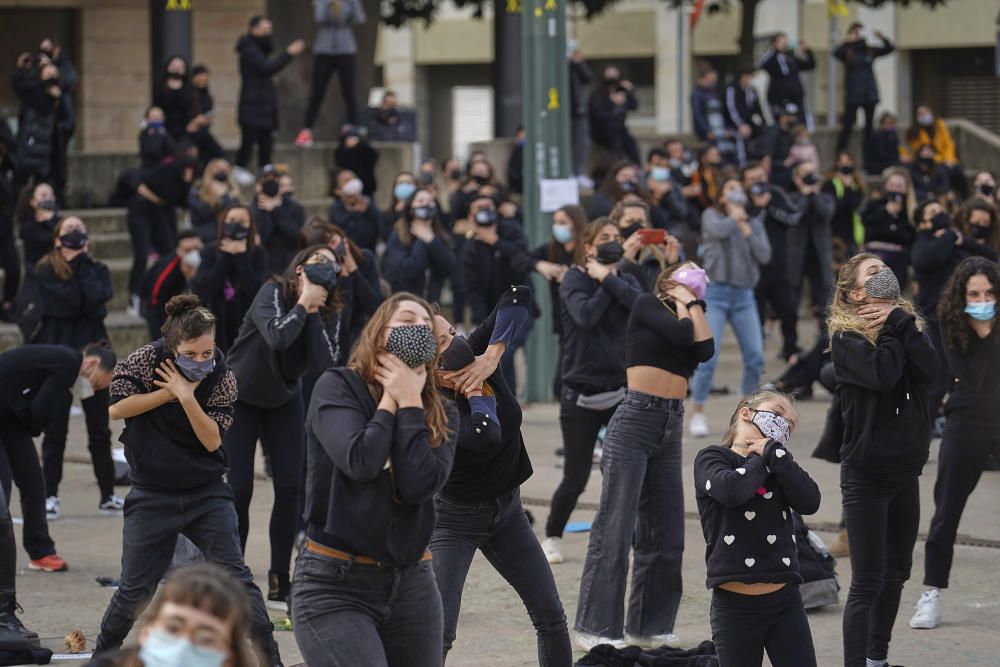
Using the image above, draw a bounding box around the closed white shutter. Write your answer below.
[451,86,494,161]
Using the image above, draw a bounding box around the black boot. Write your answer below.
[0,595,39,646]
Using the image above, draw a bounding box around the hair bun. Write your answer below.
[164,293,202,318]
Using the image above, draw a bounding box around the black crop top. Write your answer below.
[625,292,714,377]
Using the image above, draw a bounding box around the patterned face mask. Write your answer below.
[385,324,437,368]
[750,409,791,445]
[864,267,900,301]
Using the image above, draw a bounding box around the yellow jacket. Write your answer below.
[900,119,958,164]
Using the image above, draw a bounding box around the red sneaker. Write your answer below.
[29,554,68,572]
[293,128,314,148]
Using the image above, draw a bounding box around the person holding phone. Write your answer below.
[611,198,681,291]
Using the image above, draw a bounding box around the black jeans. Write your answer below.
[841,466,919,667]
[711,585,817,667]
[223,396,304,577]
[837,103,877,153]
[127,195,176,297]
[305,53,359,128]
[925,317,951,418]
[430,489,571,666]
[923,424,997,589]
[546,388,618,538]
[755,269,799,359]
[236,126,274,169]
[42,387,115,501]
[95,480,275,652]
[0,214,20,306]
[0,484,14,598]
[292,544,443,667]
[189,127,225,163]
[0,420,56,560]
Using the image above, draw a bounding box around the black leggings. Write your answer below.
[841,466,919,667]
[710,585,816,667]
[0,215,20,306]
[0,420,56,561]
[545,389,617,538]
[235,126,274,169]
[837,103,877,153]
[755,269,799,360]
[0,484,14,598]
[127,195,176,297]
[222,396,304,577]
[42,387,115,502]
[304,53,359,128]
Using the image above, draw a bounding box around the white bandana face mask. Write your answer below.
[750,409,791,445]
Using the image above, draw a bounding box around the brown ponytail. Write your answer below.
[36,217,74,281]
[162,294,216,353]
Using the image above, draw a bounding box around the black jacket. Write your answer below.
[14,73,73,180]
[140,254,193,338]
[152,84,193,141]
[19,214,59,268]
[235,34,293,130]
[329,198,381,252]
[334,142,379,196]
[138,126,175,174]
[752,185,802,277]
[461,220,532,323]
[821,176,864,247]
[941,325,1000,430]
[785,190,835,292]
[589,89,638,158]
[832,308,938,479]
[861,198,916,248]
[908,162,950,203]
[255,196,306,274]
[724,82,765,133]
[382,229,454,299]
[911,229,998,316]
[530,242,573,336]
[569,60,593,118]
[35,254,111,348]
[304,367,458,565]
[188,191,236,244]
[331,250,383,363]
[0,344,80,435]
[759,48,815,107]
[191,245,268,353]
[864,130,901,176]
[834,37,894,107]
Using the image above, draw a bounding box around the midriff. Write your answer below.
[627,366,688,400]
[718,582,787,596]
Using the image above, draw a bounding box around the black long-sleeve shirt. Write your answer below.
[461,220,532,323]
[333,250,384,363]
[695,441,821,589]
[35,254,112,348]
[861,198,915,248]
[19,214,60,269]
[941,324,1000,430]
[305,367,458,565]
[254,197,306,273]
[382,230,454,299]
[191,245,268,353]
[329,198,381,252]
[0,344,80,435]
[911,230,998,316]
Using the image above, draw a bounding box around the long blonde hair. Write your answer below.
[826,252,923,345]
[197,158,238,209]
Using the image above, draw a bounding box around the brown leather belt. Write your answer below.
[304,539,432,567]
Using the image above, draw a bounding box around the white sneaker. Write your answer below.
[541,537,564,565]
[625,632,681,649]
[909,588,941,629]
[45,497,60,521]
[574,631,626,652]
[690,413,709,438]
[126,294,141,318]
[99,495,125,515]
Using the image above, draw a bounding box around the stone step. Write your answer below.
[0,310,149,354]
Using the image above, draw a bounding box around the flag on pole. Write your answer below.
[690,0,706,31]
[827,0,848,18]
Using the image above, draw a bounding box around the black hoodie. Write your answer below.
[235,34,292,130]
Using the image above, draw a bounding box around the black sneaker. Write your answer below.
[0,598,39,645]
[266,571,290,612]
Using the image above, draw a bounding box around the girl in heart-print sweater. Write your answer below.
[694,391,821,667]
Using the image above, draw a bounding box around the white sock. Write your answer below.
[866,659,888,667]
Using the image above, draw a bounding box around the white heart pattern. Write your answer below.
[792,535,797,543]
[745,558,756,567]
[766,534,777,545]
[705,480,712,491]
[723,535,735,545]
[775,448,786,458]
[781,557,791,566]
[782,511,788,521]
[763,491,773,499]
[744,511,756,521]
[735,467,746,475]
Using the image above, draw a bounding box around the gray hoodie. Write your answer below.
[312,0,366,55]
[701,207,772,289]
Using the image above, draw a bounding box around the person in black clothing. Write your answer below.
[828,253,938,667]
[725,67,766,144]
[152,57,193,143]
[506,126,525,195]
[785,161,835,317]
[861,168,916,291]
[957,197,1000,257]
[449,158,507,226]
[187,64,225,163]
[587,161,660,223]
[383,187,454,300]
[430,285,573,665]
[235,16,305,169]
[138,106,175,176]
[334,125,379,196]
[188,157,240,244]
[569,46,593,178]
[13,182,59,336]
[645,148,694,236]
[140,230,204,340]
[834,23,894,153]
[691,65,740,165]
[758,33,815,131]
[758,103,800,188]
[909,258,1000,630]
[0,482,37,644]
[192,205,268,353]
[329,168,381,252]
[907,143,950,204]
[864,111,901,176]
[292,292,458,667]
[543,218,642,564]
[94,294,283,666]
[694,391,820,667]
[253,165,305,273]
[224,245,341,610]
[381,171,417,242]
[126,145,197,309]
[12,56,73,201]
[612,198,682,292]
[33,217,121,516]
[38,38,78,111]
[589,66,640,175]
[0,343,109,575]
[822,151,865,255]
[0,130,19,323]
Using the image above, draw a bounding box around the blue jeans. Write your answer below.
[691,283,765,404]
[430,488,571,666]
[291,545,443,667]
[575,392,685,639]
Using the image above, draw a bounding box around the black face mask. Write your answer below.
[837,165,854,175]
[331,240,347,261]
[59,229,87,251]
[303,261,339,291]
[419,171,435,185]
[261,179,280,197]
[413,205,436,221]
[978,183,995,197]
[802,173,820,186]
[595,240,624,265]
[472,174,488,186]
[165,72,184,81]
[438,335,476,372]
[213,171,229,183]
[887,191,905,205]
[620,180,638,193]
[254,35,274,53]
[223,222,250,241]
[971,224,992,240]
[474,208,498,227]
[36,198,57,212]
[918,156,935,169]
[930,212,951,231]
[449,168,463,181]
[620,223,641,239]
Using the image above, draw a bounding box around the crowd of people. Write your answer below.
[0,13,998,667]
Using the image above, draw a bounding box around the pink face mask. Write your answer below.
[672,266,709,300]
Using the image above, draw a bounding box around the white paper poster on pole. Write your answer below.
[539,178,580,213]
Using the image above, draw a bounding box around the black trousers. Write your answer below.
[841,466,920,667]
[923,423,997,589]
[711,585,817,667]
[925,317,951,419]
[42,387,115,502]
[545,388,618,538]
[0,421,56,561]
[127,195,176,297]
[223,396,304,577]
[0,484,15,598]
[837,103,877,153]
[189,127,226,163]
[0,215,20,306]
[755,268,799,359]
[304,53,359,128]
[235,126,274,169]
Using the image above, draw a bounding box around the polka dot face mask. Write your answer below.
[864,267,900,302]
[385,324,438,368]
[750,409,791,445]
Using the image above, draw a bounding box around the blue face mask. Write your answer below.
[394,182,416,201]
[650,166,670,182]
[965,300,996,322]
[139,629,227,667]
[552,224,573,244]
[175,354,216,382]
